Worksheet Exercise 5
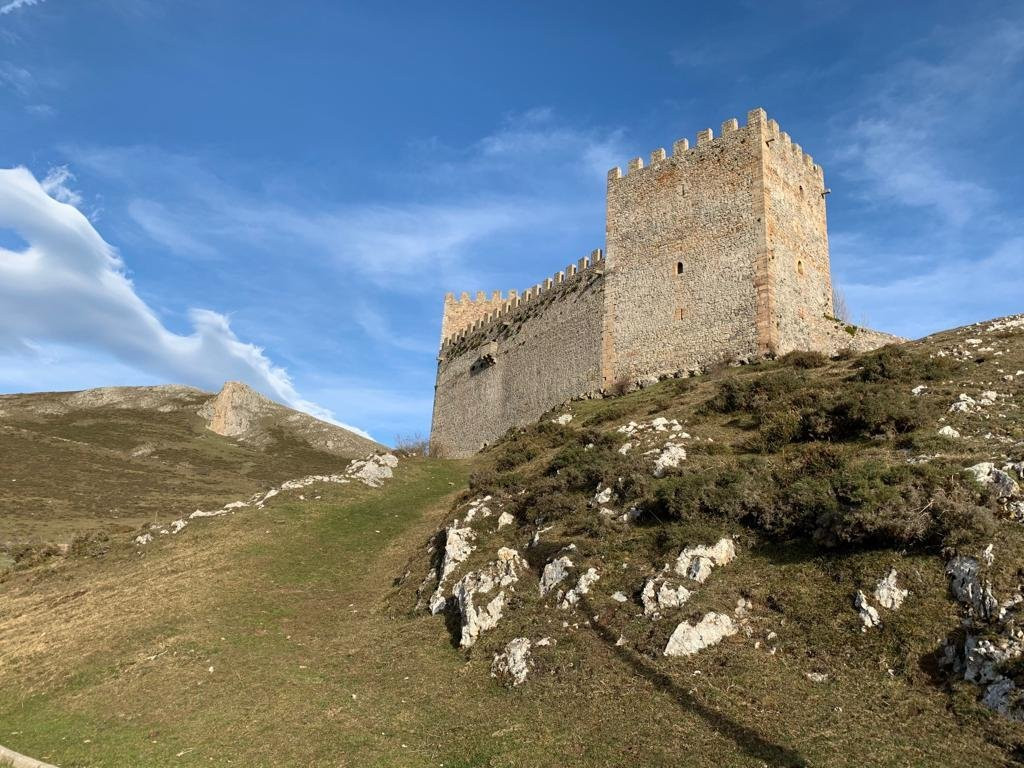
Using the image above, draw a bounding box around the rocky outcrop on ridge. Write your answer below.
[198,380,382,456]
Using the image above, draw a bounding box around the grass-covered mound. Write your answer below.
[404,314,1024,765]
[0,315,1021,767]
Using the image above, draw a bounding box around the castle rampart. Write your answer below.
[430,108,902,457]
[430,258,606,458]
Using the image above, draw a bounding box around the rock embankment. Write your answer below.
[942,548,1024,721]
[135,452,399,545]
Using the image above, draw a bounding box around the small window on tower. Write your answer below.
[675,261,684,276]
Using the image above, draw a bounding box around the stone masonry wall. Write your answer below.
[441,291,509,344]
[430,108,904,457]
[602,113,766,383]
[430,266,605,458]
[759,113,836,354]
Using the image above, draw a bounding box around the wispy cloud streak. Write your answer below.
[0,166,373,438]
[0,0,45,16]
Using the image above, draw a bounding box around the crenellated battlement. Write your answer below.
[606,108,824,184]
[439,249,605,349]
[430,105,899,458]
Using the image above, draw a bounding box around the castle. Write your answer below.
[430,108,900,458]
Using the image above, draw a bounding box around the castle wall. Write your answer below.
[430,266,605,458]
[430,108,905,457]
[441,290,510,344]
[759,115,836,354]
[602,114,766,383]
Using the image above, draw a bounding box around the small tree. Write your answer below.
[394,433,430,457]
[832,285,852,323]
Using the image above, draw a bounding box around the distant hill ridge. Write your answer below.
[0,380,380,457]
[0,380,382,550]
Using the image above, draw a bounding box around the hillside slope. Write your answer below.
[0,381,381,560]
[405,313,1024,764]
[0,315,1022,767]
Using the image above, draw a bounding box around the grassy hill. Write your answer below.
[0,382,381,567]
[1,315,1023,767]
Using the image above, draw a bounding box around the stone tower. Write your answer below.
[601,107,834,385]
[429,108,898,457]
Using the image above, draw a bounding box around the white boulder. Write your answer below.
[965,462,1020,498]
[664,612,737,656]
[539,556,574,597]
[429,525,476,614]
[946,556,999,621]
[491,637,532,686]
[560,567,600,609]
[854,591,880,630]
[874,568,908,611]
[982,677,1024,721]
[674,539,736,583]
[641,578,692,617]
[653,443,687,477]
[455,548,528,648]
[347,453,399,487]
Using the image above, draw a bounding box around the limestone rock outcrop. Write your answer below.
[491,637,532,686]
[198,380,382,456]
[664,612,737,656]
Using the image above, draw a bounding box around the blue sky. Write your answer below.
[0,0,1022,443]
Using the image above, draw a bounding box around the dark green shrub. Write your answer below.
[468,469,522,496]
[67,533,112,559]
[665,377,695,396]
[827,387,925,438]
[645,459,769,525]
[750,407,802,452]
[709,370,804,414]
[856,345,957,382]
[495,443,538,471]
[581,402,631,427]
[638,442,987,550]
[509,477,580,525]
[547,440,629,493]
[779,350,828,369]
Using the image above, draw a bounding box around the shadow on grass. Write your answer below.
[579,594,808,767]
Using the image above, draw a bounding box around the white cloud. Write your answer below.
[70,110,625,295]
[40,165,83,207]
[0,62,33,96]
[833,16,1024,227]
[839,236,1024,339]
[0,0,44,15]
[825,14,1024,337]
[25,102,55,117]
[0,166,373,439]
[836,117,992,228]
[46,112,628,440]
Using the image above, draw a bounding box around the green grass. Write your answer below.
[0,396,373,556]
[0,459,475,767]
[2,316,1023,766]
